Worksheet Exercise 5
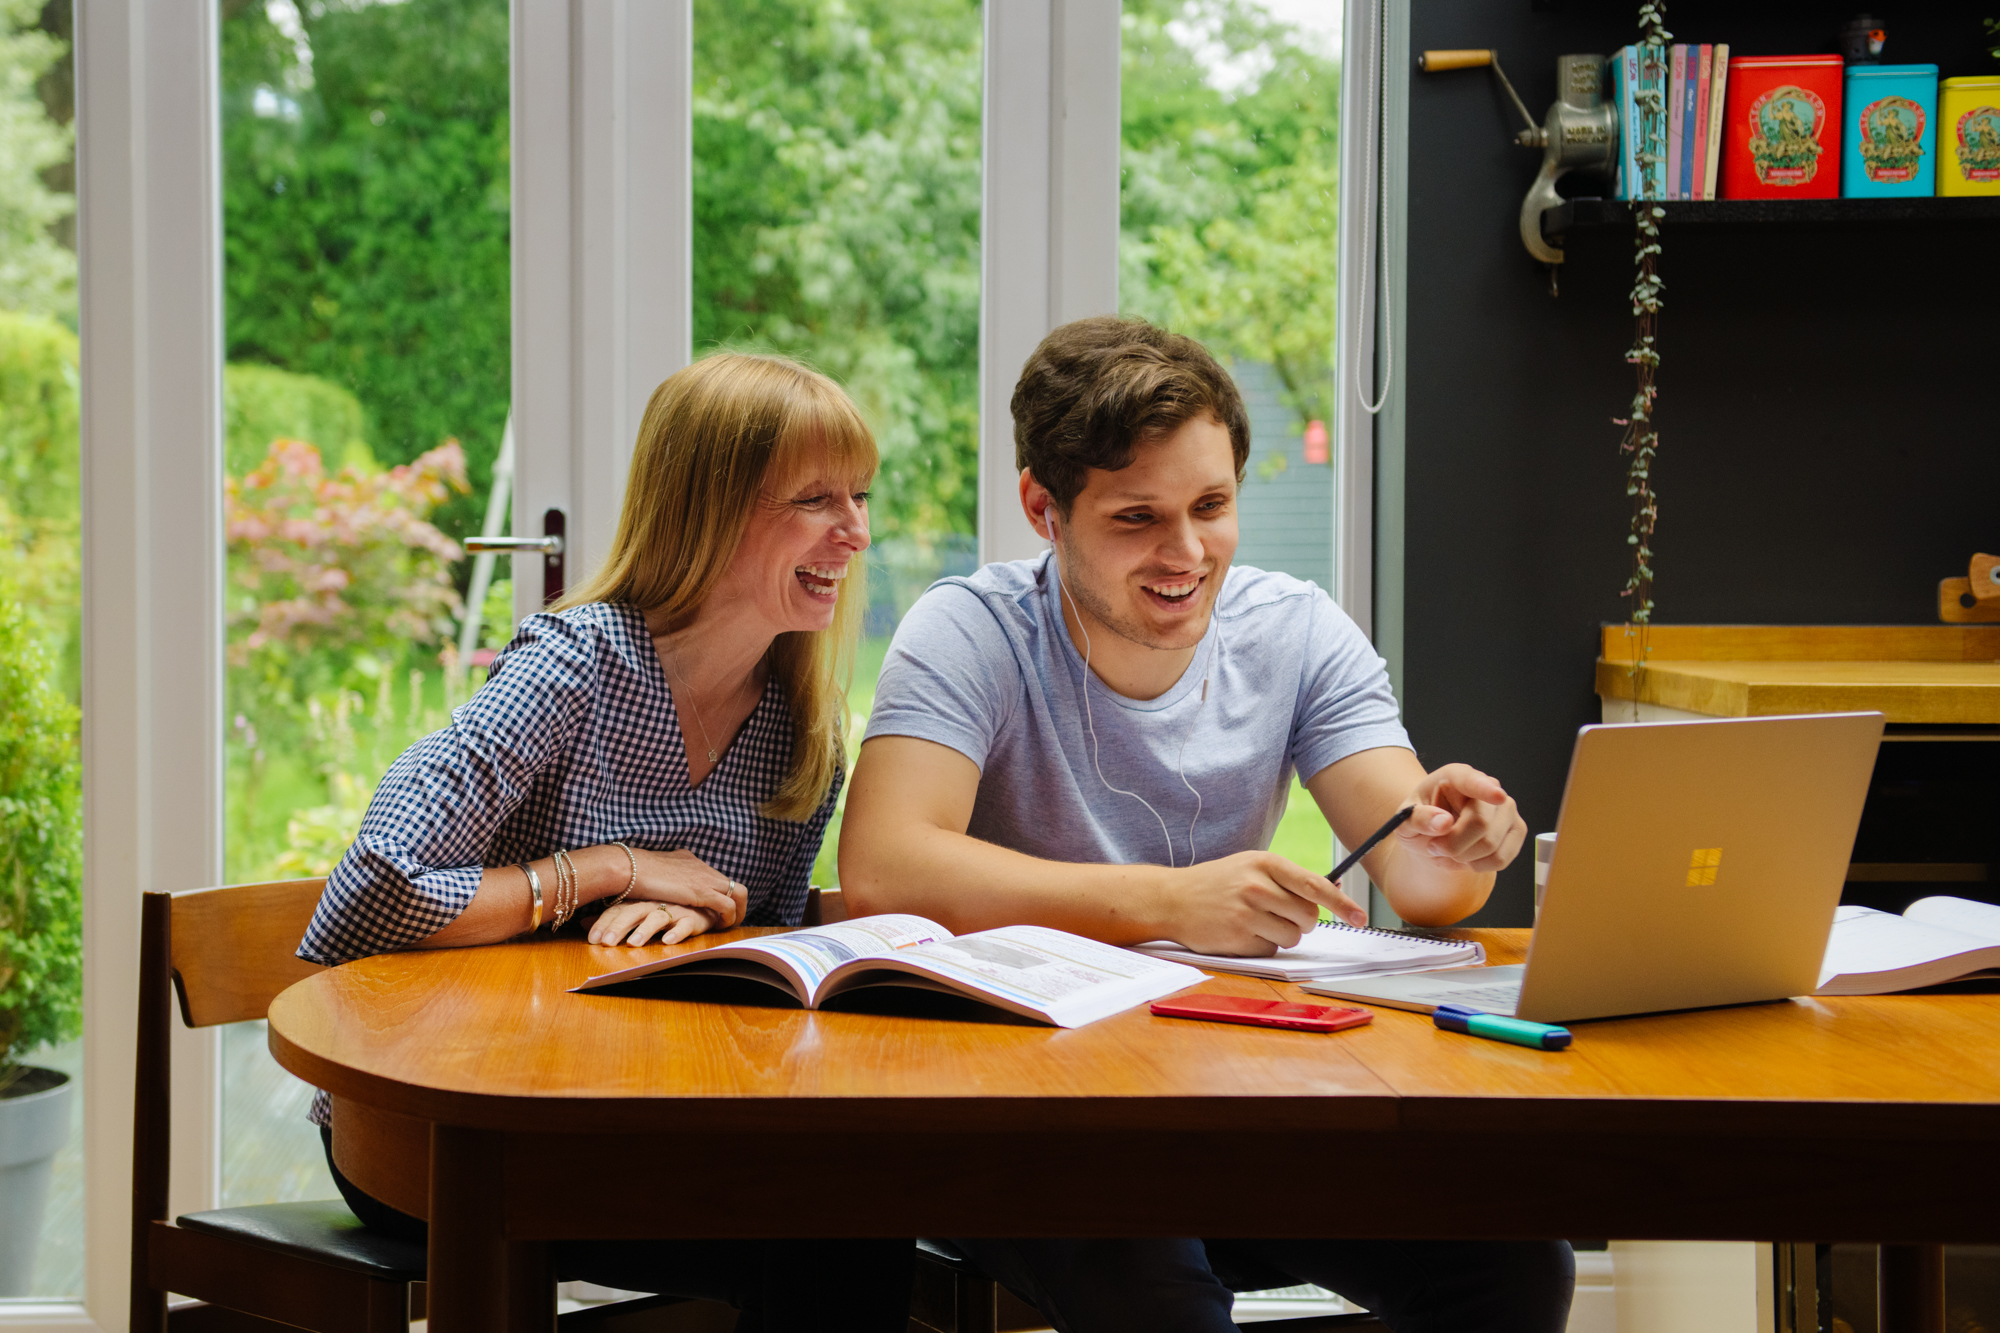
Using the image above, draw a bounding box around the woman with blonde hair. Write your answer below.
[297,353,909,1330]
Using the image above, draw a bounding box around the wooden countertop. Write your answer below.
[1596,625,2000,723]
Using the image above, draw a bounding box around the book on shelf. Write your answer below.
[1681,44,1706,199]
[1129,920,1485,984]
[572,914,1205,1028]
[1638,42,1670,199]
[1616,41,1729,202]
[1614,46,1639,199]
[1667,44,1687,199]
[1816,896,2000,995]
[1704,45,1730,198]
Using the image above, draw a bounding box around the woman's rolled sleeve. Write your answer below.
[299,615,596,965]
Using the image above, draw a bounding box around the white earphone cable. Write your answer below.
[1050,528,1219,869]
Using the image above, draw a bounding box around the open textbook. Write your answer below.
[573,914,1204,1028]
[1817,896,2000,995]
[1131,920,1485,983]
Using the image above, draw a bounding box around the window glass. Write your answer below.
[693,0,983,884]
[0,0,82,1300]
[218,0,510,1206]
[1121,0,1342,869]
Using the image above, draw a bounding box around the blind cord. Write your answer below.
[1354,0,1394,417]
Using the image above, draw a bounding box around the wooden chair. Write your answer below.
[131,879,715,1333]
[132,881,1375,1333]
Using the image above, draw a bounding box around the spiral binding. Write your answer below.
[1313,918,1428,945]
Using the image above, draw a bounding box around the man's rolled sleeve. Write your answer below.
[1289,592,1413,785]
[863,584,1022,772]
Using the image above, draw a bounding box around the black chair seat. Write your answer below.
[176,1201,427,1282]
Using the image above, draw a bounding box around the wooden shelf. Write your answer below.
[1595,625,2000,725]
[1545,196,2000,237]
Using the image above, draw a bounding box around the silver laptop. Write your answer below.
[1306,712,1884,1023]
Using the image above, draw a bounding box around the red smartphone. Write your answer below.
[1149,995,1374,1033]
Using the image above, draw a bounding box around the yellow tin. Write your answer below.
[1939,76,2000,195]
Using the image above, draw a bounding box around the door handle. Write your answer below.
[463,508,566,606]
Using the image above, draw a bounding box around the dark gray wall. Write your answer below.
[1400,3,1999,925]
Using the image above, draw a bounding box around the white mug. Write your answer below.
[1533,833,1558,923]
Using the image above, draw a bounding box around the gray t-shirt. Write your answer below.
[865,552,1411,868]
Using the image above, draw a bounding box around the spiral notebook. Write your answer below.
[1129,921,1485,983]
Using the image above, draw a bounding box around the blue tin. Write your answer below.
[1842,64,1940,196]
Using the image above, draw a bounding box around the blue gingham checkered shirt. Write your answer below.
[299,601,837,1124]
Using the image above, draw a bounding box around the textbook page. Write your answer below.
[1903,896,2000,943]
[572,914,949,1002]
[825,925,1204,1028]
[1129,921,1485,983]
[1815,906,2000,995]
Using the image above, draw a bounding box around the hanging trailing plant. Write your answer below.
[1615,2,1670,683]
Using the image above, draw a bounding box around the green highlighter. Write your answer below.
[1433,1004,1572,1051]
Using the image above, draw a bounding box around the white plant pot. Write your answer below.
[0,1068,74,1297]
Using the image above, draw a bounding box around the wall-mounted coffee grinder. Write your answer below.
[1419,50,1620,266]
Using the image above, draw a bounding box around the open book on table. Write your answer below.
[1816,896,2000,996]
[1130,920,1485,983]
[573,914,1205,1028]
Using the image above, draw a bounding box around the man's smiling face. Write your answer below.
[1047,412,1239,654]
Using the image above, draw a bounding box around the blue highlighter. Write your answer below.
[1433,1004,1572,1051]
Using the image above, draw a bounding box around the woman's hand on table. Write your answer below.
[586,847,748,946]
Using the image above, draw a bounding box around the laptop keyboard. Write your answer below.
[1425,981,1525,1013]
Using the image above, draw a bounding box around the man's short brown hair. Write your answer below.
[1011,316,1251,515]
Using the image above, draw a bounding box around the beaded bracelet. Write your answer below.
[605,842,639,910]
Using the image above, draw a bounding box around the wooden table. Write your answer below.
[267,928,2000,1333]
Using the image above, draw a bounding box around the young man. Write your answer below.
[838,317,1570,1333]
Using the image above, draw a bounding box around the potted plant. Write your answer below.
[0,592,83,1296]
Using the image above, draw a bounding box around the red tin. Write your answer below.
[1721,54,1845,199]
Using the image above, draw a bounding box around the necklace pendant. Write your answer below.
[707,748,719,762]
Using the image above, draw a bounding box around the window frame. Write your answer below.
[55,4,1386,1328]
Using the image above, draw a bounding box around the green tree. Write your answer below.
[0,0,71,319]
[1120,0,1339,426]
[220,0,509,538]
[694,0,983,540]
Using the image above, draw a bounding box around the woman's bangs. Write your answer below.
[770,386,878,492]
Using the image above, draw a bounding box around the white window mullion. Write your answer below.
[1336,0,1407,644]
[979,0,1120,567]
[73,0,227,1328]
[512,0,691,617]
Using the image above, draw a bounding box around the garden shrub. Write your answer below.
[225,363,374,479]
[0,586,82,1084]
[0,310,79,703]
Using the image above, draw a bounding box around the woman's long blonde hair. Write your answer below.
[557,353,876,820]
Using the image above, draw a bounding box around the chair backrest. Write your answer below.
[167,879,329,1028]
[803,886,848,926]
[133,879,332,1276]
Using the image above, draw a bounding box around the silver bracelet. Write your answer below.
[606,842,639,909]
[518,862,543,932]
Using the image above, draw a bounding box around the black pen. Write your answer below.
[1328,805,1416,887]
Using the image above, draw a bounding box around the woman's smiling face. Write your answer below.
[711,448,872,636]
